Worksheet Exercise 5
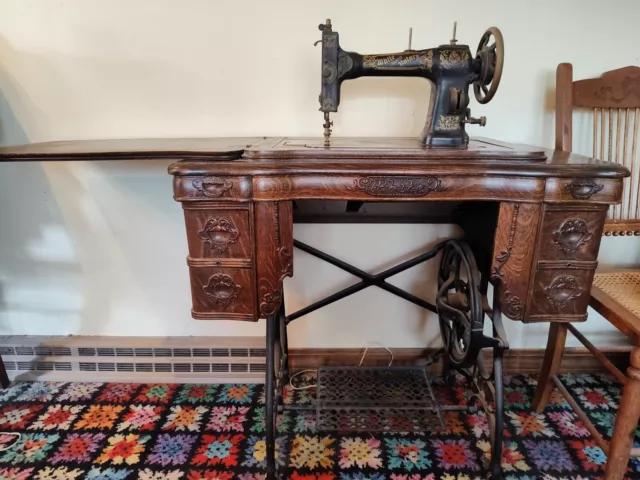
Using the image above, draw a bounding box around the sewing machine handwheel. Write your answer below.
[474,27,504,104]
[437,240,484,369]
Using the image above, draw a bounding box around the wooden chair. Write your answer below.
[533,63,640,480]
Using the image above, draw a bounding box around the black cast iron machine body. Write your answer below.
[317,19,503,147]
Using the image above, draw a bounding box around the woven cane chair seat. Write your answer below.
[591,271,640,339]
[594,272,640,319]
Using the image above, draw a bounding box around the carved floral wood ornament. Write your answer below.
[193,176,233,198]
[552,219,593,254]
[348,176,444,197]
[198,217,240,255]
[503,295,524,320]
[203,274,241,308]
[544,275,582,312]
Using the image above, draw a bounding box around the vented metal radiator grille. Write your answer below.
[0,335,266,383]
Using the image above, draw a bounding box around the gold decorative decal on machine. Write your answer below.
[198,217,240,255]
[544,275,582,312]
[362,50,433,71]
[439,50,471,68]
[193,176,233,198]
[203,274,241,308]
[552,219,593,254]
[438,115,461,131]
[349,176,444,197]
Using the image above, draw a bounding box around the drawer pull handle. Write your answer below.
[203,274,241,308]
[564,179,604,200]
[552,219,593,254]
[193,176,233,198]
[198,217,240,255]
[544,275,582,312]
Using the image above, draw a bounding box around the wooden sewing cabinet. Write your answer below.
[0,135,629,478]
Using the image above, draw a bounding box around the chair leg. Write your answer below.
[605,346,640,480]
[533,322,568,413]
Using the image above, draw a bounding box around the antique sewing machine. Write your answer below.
[317,19,504,146]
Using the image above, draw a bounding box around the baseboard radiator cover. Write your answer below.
[0,336,629,384]
[0,335,266,384]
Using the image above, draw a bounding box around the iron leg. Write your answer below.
[490,347,504,480]
[265,314,277,480]
[279,299,290,387]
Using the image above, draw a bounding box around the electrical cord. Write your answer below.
[288,341,394,390]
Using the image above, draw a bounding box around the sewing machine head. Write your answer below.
[316,19,504,148]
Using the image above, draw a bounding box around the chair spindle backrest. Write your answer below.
[555,63,640,235]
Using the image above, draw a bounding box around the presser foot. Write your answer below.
[322,112,333,147]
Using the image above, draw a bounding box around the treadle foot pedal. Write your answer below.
[315,366,444,433]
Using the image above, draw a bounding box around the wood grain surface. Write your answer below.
[491,202,542,321]
[255,202,293,318]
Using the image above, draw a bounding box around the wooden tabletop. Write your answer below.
[0,137,263,160]
[0,136,630,179]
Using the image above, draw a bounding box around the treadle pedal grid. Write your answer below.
[315,365,444,433]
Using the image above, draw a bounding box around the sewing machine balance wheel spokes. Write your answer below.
[474,26,504,104]
[437,240,484,369]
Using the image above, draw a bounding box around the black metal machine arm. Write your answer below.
[316,19,504,147]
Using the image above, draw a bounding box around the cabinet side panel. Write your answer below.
[255,201,293,317]
[491,202,542,321]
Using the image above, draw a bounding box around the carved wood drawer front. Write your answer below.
[539,206,607,261]
[183,205,252,259]
[545,178,622,204]
[187,261,256,321]
[174,175,252,201]
[528,261,597,322]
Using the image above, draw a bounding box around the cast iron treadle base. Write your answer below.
[315,366,444,433]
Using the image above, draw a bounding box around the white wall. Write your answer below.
[0,0,639,348]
